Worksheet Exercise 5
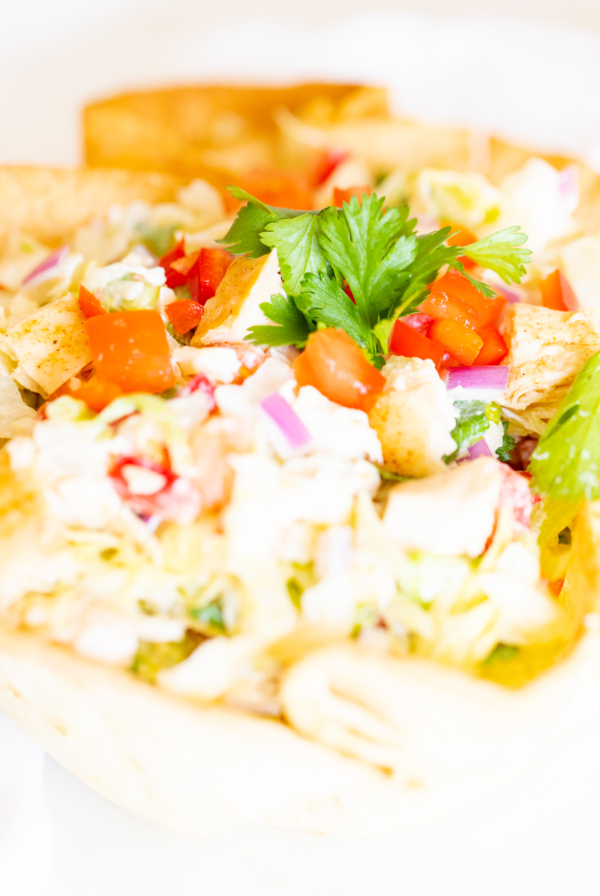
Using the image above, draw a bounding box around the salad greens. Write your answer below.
[444,400,515,464]
[530,351,600,503]
[219,186,531,363]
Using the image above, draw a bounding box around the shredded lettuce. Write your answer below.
[444,400,489,463]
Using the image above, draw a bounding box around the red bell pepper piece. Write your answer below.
[540,269,578,312]
[78,285,107,319]
[389,319,444,369]
[445,222,477,270]
[171,248,232,305]
[310,149,348,186]
[402,313,434,336]
[333,186,373,207]
[159,239,187,289]
[85,310,175,393]
[429,319,484,367]
[165,300,204,336]
[241,169,314,210]
[473,327,508,366]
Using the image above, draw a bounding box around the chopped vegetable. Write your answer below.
[78,284,107,319]
[429,319,484,366]
[85,309,175,393]
[446,365,509,391]
[445,222,477,270]
[530,350,600,502]
[68,377,123,412]
[444,399,490,462]
[220,188,530,364]
[165,300,204,336]
[131,631,203,683]
[294,328,385,412]
[389,319,444,368]
[333,186,373,206]
[473,327,508,366]
[239,169,314,210]
[260,392,312,449]
[467,438,493,459]
[171,248,232,305]
[540,269,578,312]
[159,239,187,289]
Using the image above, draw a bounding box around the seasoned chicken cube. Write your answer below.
[383,457,503,558]
[191,249,284,346]
[502,303,600,410]
[5,293,92,395]
[368,356,457,477]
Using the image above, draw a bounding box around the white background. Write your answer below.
[2,3,600,894]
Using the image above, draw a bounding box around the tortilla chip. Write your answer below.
[83,84,388,188]
[0,166,179,251]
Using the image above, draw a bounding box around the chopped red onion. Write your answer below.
[22,247,69,287]
[261,392,311,449]
[446,365,509,391]
[467,439,493,459]
[496,284,521,304]
[558,165,579,214]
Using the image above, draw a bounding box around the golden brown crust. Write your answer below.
[0,166,179,250]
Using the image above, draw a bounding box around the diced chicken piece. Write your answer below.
[5,294,92,394]
[191,249,284,346]
[558,234,600,310]
[173,345,242,384]
[383,457,503,558]
[368,356,457,477]
[503,303,600,410]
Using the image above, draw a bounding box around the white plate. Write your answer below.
[2,8,600,895]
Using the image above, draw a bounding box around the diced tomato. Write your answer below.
[78,285,107,319]
[429,318,484,366]
[444,222,477,270]
[171,248,232,305]
[294,328,385,413]
[540,269,578,312]
[402,313,434,336]
[473,326,508,366]
[310,148,348,186]
[85,310,175,393]
[159,239,187,289]
[424,270,505,330]
[333,186,373,207]
[389,319,444,368]
[165,300,204,336]
[241,169,313,210]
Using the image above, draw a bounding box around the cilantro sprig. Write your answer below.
[219,187,531,359]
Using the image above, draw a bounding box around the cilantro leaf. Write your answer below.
[461,226,531,284]
[317,195,418,326]
[496,422,516,463]
[444,400,490,463]
[218,186,317,258]
[530,351,600,501]
[246,293,311,348]
[260,214,327,295]
[218,203,276,257]
[295,271,373,350]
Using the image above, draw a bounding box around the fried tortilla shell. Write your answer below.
[83,84,388,187]
[0,624,597,837]
[0,166,179,251]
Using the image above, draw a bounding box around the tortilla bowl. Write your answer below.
[0,123,599,834]
[0,622,598,838]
